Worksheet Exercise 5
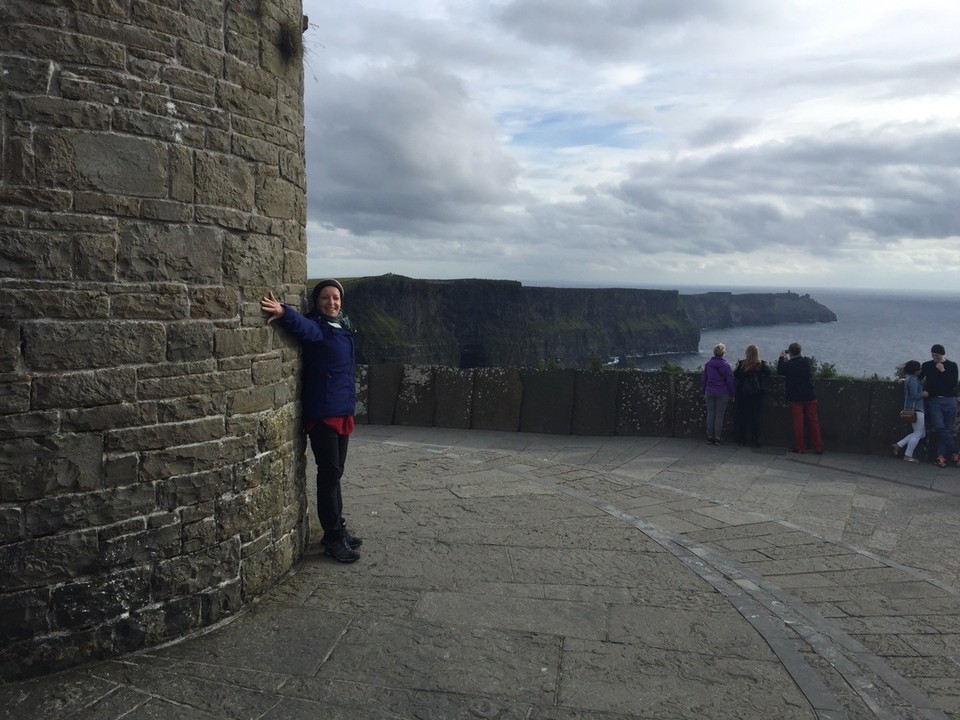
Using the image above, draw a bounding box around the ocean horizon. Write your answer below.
[335,276,960,378]
[645,287,960,379]
[520,281,960,379]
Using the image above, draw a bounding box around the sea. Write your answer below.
[619,287,960,379]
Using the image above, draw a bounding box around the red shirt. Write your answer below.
[303,416,355,435]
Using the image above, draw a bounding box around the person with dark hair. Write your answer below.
[733,344,771,448]
[919,344,959,468]
[892,360,926,463]
[701,343,735,445]
[776,342,823,454]
[260,280,363,563]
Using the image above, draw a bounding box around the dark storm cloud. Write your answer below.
[688,117,757,148]
[559,125,960,255]
[495,0,749,56]
[306,63,522,236]
[752,53,960,98]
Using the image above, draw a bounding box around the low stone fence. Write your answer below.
[357,364,913,457]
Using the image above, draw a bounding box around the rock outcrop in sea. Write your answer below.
[680,291,837,330]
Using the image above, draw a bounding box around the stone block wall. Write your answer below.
[1,0,309,680]
[520,368,575,435]
[357,365,917,457]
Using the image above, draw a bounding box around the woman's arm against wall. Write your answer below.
[261,292,327,343]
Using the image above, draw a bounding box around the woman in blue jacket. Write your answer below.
[892,359,926,463]
[261,280,362,563]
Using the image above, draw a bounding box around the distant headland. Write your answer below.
[324,274,837,368]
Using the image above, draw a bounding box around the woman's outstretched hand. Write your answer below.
[260,291,285,324]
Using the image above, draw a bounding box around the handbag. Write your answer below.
[899,409,917,423]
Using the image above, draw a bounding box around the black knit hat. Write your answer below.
[311,279,344,304]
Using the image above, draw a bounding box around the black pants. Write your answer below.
[735,394,763,445]
[307,424,349,541]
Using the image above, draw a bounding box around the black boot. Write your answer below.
[339,519,363,548]
[323,536,360,563]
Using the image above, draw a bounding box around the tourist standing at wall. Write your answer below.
[261,280,363,563]
[893,360,926,463]
[701,343,736,445]
[777,342,824,454]
[919,344,959,469]
[733,344,771,448]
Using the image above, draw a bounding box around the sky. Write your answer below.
[300,0,960,292]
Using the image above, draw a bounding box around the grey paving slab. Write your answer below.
[0,675,119,720]
[833,615,943,636]
[557,639,813,719]
[744,553,886,576]
[154,604,351,677]
[625,585,735,613]
[835,597,960,617]
[274,675,533,720]
[6,425,960,720]
[88,661,283,719]
[791,584,891,603]
[436,515,668,553]
[319,615,559,704]
[413,590,608,640]
[118,699,222,720]
[693,505,770,525]
[771,572,846,588]
[298,581,424,618]
[606,604,775,659]
[61,687,148,719]
[917,614,960,634]
[901,633,960,655]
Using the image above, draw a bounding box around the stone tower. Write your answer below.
[0,0,309,679]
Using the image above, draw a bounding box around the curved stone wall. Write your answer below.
[0,0,309,680]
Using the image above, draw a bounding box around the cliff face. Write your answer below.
[335,276,837,368]
[680,291,837,329]
[340,275,698,367]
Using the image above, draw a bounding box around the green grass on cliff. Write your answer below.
[544,317,592,332]
[355,309,404,347]
[615,316,696,333]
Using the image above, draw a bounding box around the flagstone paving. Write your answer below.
[3,426,960,719]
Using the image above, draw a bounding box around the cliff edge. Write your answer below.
[339,275,698,367]
[332,275,836,368]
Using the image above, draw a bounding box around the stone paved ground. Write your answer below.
[3,426,960,719]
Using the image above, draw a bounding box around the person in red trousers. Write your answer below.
[776,342,823,454]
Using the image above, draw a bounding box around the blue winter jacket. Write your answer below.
[276,305,356,423]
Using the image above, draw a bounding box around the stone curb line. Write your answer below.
[558,475,953,720]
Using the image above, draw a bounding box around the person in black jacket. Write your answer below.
[776,342,823,454]
[733,344,771,448]
[919,343,959,468]
[261,280,362,563]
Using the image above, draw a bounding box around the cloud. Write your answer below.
[306,63,522,236]
[494,0,749,58]
[301,0,960,290]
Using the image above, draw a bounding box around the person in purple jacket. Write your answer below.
[260,280,362,563]
[701,343,736,445]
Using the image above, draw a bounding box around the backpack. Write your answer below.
[740,369,761,396]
